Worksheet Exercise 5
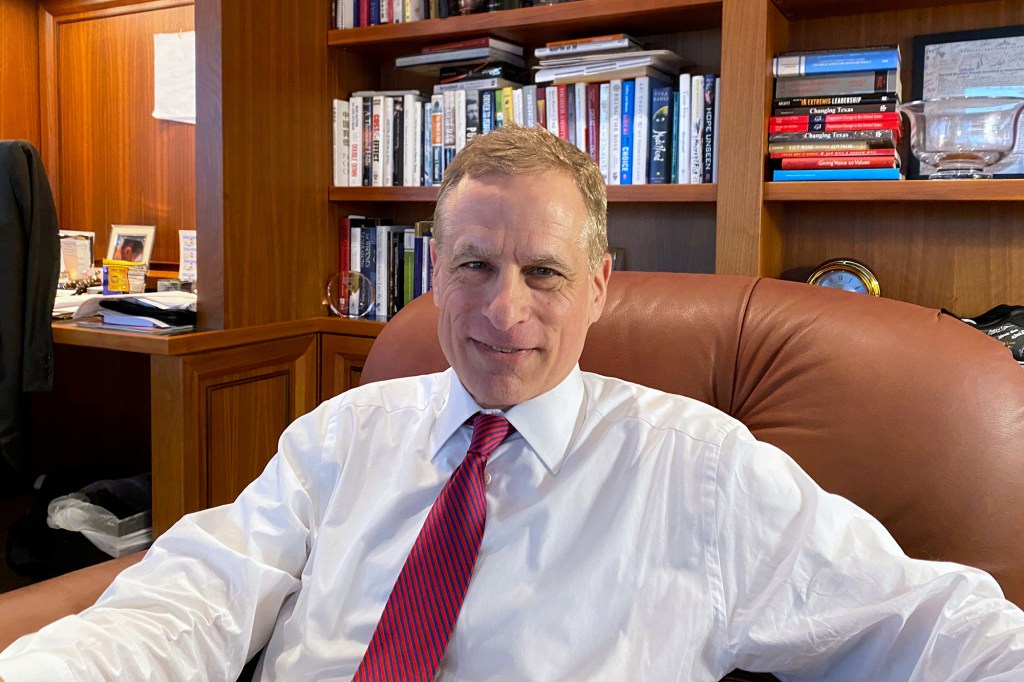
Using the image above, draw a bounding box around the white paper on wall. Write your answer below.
[153,31,196,125]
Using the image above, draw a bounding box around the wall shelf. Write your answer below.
[329,184,717,203]
[765,179,1024,202]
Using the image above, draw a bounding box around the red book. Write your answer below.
[770,148,899,159]
[586,83,600,164]
[780,155,899,170]
[556,83,569,142]
[769,120,902,133]
[770,112,901,127]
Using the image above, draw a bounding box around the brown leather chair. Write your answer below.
[2,272,1023,680]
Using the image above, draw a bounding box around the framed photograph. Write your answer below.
[107,224,156,266]
[911,25,1024,179]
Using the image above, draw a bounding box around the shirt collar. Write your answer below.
[430,366,586,476]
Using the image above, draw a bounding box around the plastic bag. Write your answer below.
[46,475,152,558]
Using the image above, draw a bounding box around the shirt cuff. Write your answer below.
[0,652,77,682]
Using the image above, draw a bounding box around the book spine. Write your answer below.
[768,129,898,144]
[773,48,899,77]
[431,94,444,183]
[402,94,417,186]
[676,73,690,184]
[403,228,416,306]
[779,155,898,169]
[598,83,610,182]
[501,86,515,129]
[443,90,456,167]
[608,79,622,185]
[360,225,376,318]
[412,234,423,298]
[523,85,538,128]
[387,96,400,186]
[586,83,600,164]
[769,148,900,159]
[701,74,715,183]
[772,167,901,181]
[349,224,362,314]
[494,88,505,128]
[370,0,381,24]
[773,93,899,108]
[359,0,370,26]
[422,100,432,186]
[465,89,480,142]
[574,82,587,154]
[546,85,560,136]
[631,77,652,184]
[670,90,679,183]
[362,97,374,185]
[389,229,402,318]
[559,83,571,143]
[545,32,631,47]
[333,99,349,187]
[619,79,635,185]
[767,140,894,152]
[512,86,525,126]
[533,39,635,57]
[349,96,364,187]
[455,89,467,153]
[481,89,494,134]
[376,226,389,319]
[769,111,901,129]
[774,69,900,98]
[648,85,672,184]
[712,76,720,183]
[371,95,385,186]
[337,218,351,315]
[773,102,900,116]
[689,75,703,184]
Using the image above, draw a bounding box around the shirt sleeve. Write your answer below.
[708,424,1024,681]
[0,396,341,681]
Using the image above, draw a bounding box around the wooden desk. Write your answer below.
[51,317,383,534]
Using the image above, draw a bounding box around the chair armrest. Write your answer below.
[0,551,145,651]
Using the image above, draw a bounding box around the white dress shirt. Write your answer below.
[2,367,1024,681]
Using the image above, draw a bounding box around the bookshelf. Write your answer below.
[327,0,1024,319]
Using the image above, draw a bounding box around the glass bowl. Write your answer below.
[898,96,1024,179]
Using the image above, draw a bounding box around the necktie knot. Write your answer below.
[468,413,513,460]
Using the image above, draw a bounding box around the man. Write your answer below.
[116,237,145,263]
[2,126,1024,681]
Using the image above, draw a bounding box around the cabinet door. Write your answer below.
[320,333,376,402]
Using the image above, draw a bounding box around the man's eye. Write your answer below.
[531,267,558,278]
[463,261,488,270]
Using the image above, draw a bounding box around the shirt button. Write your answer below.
[484,473,493,486]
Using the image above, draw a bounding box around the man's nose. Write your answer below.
[483,273,529,331]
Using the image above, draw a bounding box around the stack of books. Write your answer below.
[768,45,903,182]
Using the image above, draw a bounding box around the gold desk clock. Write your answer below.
[807,258,881,297]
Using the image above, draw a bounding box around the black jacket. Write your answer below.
[0,140,60,472]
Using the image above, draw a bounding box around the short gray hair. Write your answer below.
[432,125,608,272]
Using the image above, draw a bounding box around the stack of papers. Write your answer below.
[71,292,197,334]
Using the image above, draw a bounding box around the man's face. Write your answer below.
[431,171,612,410]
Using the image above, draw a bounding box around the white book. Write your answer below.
[333,99,350,187]
[455,89,467,153]
[609,79,623,185]
[574,82,587,155]
[339,0,355,29]
[465,90,481,143]
[383,96,395,186]
[405,0,424,21]
[348,224,362,313]
[511,87,524,126]
[442,90,456,166]
[533,38,641,58]
[631,77,654,185]
[403,94,423,186]
[523,85,538,128]
[430,94,444,183]
[422,101,433,186]
[675,74,691,184]
[391,0,402,23]
[349,96,364,187]
[599,83,611,182]
[376,226,390,320]
[689,75,704,184]
[545,85,559,137]
[712,76,721,183]
[371,95,385,187]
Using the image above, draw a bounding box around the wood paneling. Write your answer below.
[0,0,41,146]
[49,4,194,266]
[320,333,376,401]
[196,0,331,329]
[150,334,317,534]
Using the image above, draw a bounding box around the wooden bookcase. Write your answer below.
[327,0,1024,318]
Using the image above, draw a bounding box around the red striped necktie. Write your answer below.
[353,413,513,682]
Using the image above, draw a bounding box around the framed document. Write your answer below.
[911,25,1024,178]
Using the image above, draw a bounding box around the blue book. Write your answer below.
[773,47,900,77]
[358,224,377,318]
[773,168,903,182]
[619,79,635,185]
[412,235,423,298]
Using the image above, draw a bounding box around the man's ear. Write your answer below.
[589,252,613,325]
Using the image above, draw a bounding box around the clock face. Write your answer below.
[807,259,881,296]
[815,269,869,294]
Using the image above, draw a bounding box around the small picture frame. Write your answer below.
[910,25,1024,179]
[107,225,156,267]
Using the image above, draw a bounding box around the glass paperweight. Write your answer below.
[326,271,375,318]
[899,96,1024,179]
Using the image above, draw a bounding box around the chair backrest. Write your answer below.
[361,271,1024,608]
